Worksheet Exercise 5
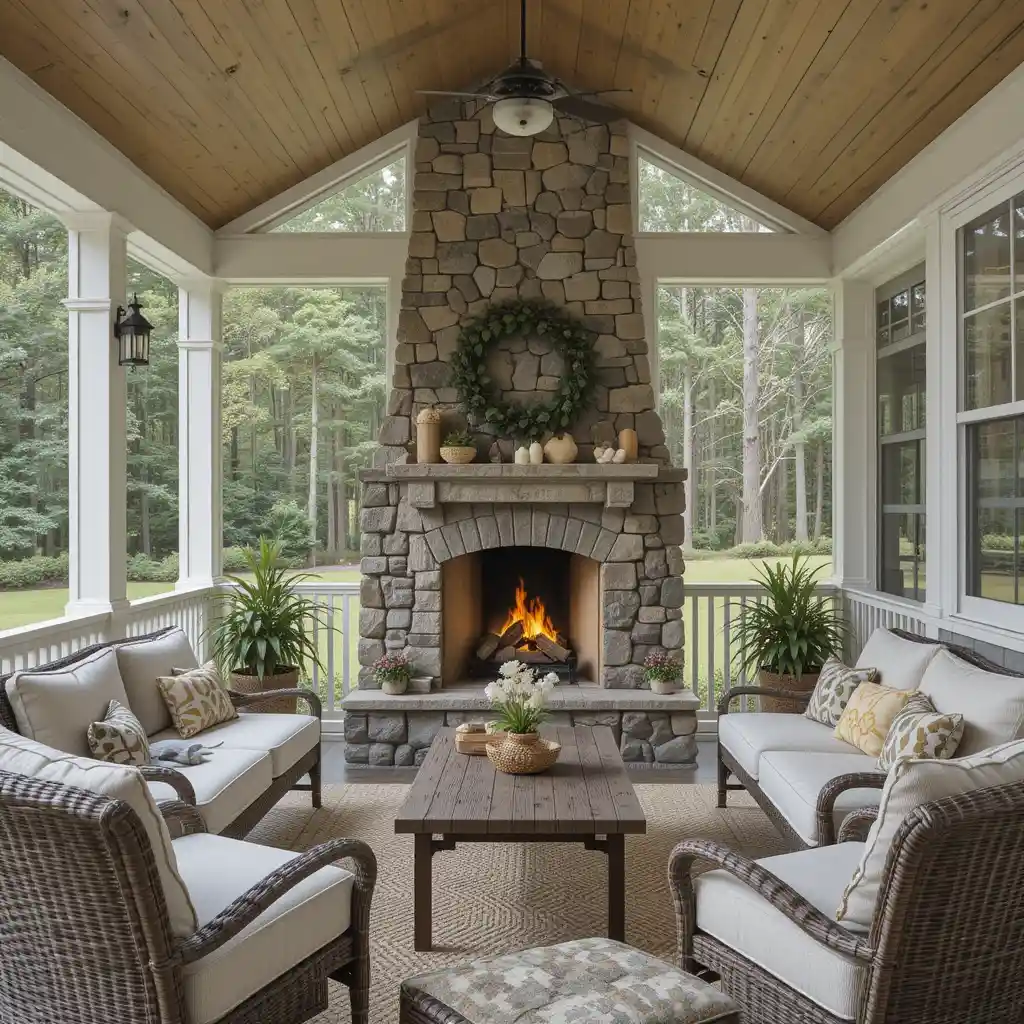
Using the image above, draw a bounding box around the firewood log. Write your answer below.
[476,633,500,660]
[535,634,570,663]
[497,620,525,648]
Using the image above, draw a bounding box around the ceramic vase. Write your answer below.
[529,441,544,465]
[514,445,530,465]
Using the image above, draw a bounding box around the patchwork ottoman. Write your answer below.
[399,937,740,1023]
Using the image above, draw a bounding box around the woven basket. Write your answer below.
[486,732,561,774]
[757,667,819,714]
[440,445,476,464]
[229,667,299,714]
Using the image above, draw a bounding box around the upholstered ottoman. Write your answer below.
[399,937,740,1023]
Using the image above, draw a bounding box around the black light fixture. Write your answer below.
[114,293,153,368]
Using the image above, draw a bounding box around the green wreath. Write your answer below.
[449,298,595,440]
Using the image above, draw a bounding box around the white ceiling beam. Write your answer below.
[214,233,407,283]
[833,61,1024,277]
[0,56,213,278]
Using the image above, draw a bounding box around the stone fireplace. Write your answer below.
[342,97,697,768]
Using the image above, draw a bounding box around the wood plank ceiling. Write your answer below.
[2,0,1023,230]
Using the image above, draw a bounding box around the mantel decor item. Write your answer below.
[449,299,595,441]
[372,651,412,695]
[543,432,577,464]
[483,660,561,774]
[643,651,682,695]
[440,429,477,465]
[206,538,327,713]
[415,407,442,464]
[732,554,848,713]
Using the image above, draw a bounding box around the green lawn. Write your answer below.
[0,558,832,713]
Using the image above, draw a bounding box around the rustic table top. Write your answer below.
[394,726,647,836]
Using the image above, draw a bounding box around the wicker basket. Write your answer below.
[486,732,561,774]
[229,667,299,713]
[757,667,819,713]
[440,445,476,464]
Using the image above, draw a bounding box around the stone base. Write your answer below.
[340,682,699,768]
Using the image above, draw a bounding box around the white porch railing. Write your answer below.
[841,587,936,656]
[292,581,360,721]
[123,587,215,657]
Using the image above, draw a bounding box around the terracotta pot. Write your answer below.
[756,667,820,714]
[229,666,300,714]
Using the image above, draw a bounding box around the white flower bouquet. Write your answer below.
[484,660,559,735]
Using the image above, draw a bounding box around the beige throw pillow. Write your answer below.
[115,627,199,736]
[87,699,151,766]
[805,656,879,727]
[877,692,965,771]
[158,661,237,739]
[835,682,914,758]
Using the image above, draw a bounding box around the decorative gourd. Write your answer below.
[612,448,627,464]
[514,446,531,465]
[543,433,577,464]
[618,428,638,462]
[529,441,544,465]
[593,445,607,462]
[598,447,615,464]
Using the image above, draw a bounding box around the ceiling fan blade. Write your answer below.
[552,94,622,123]
[416,89,494,99]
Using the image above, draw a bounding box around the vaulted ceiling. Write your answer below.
[3,0,1023,230]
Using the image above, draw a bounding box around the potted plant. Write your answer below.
[372,651,412,695]
[643,651,682,694]
[208,537,327,713]
[732,555,847,713]
[483,661,561,774]
[440,429,477,465]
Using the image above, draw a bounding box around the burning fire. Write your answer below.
[499,578,558,643]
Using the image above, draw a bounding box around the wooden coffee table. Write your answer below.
[394,725,647,951]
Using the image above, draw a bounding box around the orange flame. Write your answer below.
[499,578,558,643]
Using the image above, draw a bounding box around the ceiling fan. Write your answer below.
[417,0,626,137]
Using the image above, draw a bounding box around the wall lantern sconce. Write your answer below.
[114,293,153,368]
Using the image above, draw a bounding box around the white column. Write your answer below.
[64,213,129,617]
[832,278,875,588]
[177,280,224,588]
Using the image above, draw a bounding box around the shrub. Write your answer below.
[126,552,179,582]
[0,553,69,589]
[265,500,313,561]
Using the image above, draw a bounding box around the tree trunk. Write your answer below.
[813,442,825,541]
[741,287,763,542]
[793,310,809,542]
[307,357,319,566]
[708,379,717,534]
[683,366,694,551]
[776,455,789,543]
[326,408,336,556]
[141,490,151,556]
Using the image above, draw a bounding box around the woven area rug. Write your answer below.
[246,783,788,1023]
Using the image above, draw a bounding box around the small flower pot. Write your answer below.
[440,445,476,465]
[648,677,678,695]
[381,677,409,696]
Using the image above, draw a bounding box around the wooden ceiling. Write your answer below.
[2,1,1023,230]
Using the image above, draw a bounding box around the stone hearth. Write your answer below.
[344,96,694,767]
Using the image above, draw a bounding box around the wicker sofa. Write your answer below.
[716,627,1024,847]
[0,626,323,837]
[0,764,374,1024]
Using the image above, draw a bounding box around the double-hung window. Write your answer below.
[877,266,926,600]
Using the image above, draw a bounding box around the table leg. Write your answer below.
[414,833,433,951]
[606,833,625,942]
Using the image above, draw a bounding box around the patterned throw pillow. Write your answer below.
[877,692,965,771]
[805,656,879,726]
[835,682,915,758]
[157,661,237,739]
[87,699,150,766]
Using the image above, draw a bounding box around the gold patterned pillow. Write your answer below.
[157,661,237,739]
[878,692,965,771]
[835,682,915,758]
[805,657,879,726]
[87,699,150,766]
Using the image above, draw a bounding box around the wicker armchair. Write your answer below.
[0,769,376,1024]
[670,780,1024,1023]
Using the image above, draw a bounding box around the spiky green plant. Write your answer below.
[732,555,847,679]
[207,538,328,681]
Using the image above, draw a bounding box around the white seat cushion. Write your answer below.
[838,737,1024,929]
[917,648,1024,755]
[5,647,131,757]
[189,713,320,777]
[147,746,273,835]
[855,628,939,690]
[696,842,868,1020]
[0,728,197,937]
[758,750,884,846]
[115,628,199,736]
[174,832,353,1024]
[719,712,861,779]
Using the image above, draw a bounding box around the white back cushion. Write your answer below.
[116,628,199,736]
[837,737,1024,929]
[5,647,130,756]
[854,628,939,691]
[0,728,198,936]
[918,648,1024,755]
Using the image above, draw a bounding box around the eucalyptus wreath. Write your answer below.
[448,298,595,441]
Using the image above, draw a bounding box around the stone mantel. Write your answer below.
[364,463,683,509]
